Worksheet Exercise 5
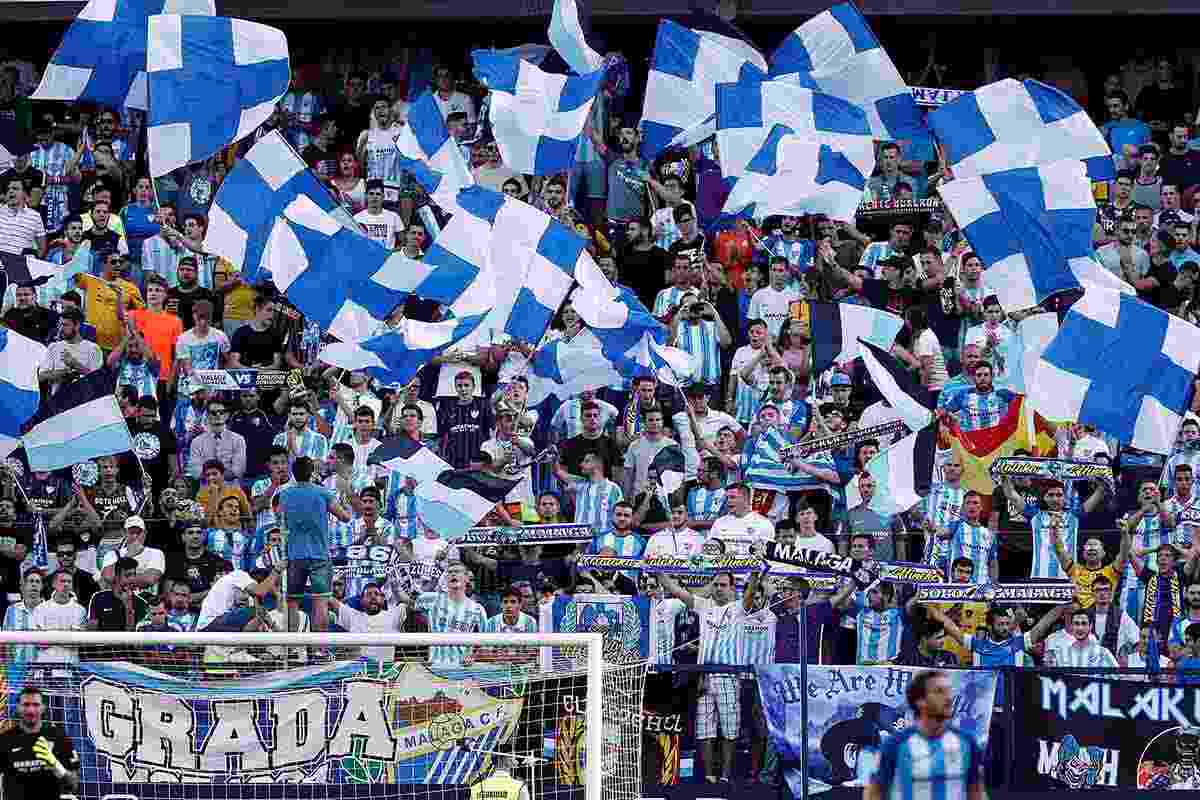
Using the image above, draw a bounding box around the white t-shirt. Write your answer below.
[196,570,255,631]
[643,528,707,558]
[354,208,404,249]
[41,339,103,394]
[100,546,166,595]
[672,409,740,480]
[336,603,407,663]
[433,91,477,123]
[792,531,836,554]
[649,597,685,666]
[748,285,802,338]
[176,328,231,396]
[913,328,949,390]
[31,599,87,663]
[709,511,775,556]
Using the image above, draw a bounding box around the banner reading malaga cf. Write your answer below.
[1012,669,1200,789]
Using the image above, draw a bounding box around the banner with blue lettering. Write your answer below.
[755,665,997,795]
[9,659,559,797]
[1013,669,1200,789]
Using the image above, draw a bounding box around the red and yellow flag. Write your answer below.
[943,395,1056,496]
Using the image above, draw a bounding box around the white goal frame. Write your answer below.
[0,631,608,800]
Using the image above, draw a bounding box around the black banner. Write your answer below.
[1013,669,1200,790]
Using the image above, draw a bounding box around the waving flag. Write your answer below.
[845,423,937,516]
[316,316,485,385]
[768,2,923,141]
[808,302,904,376]
[947,396,1054,495]
[0,329,47,459]
[204,130,364,279]
[715,78,874,186]
[33,0,215,109]
[633,335,697,387]
[263,194,477,342]
[721,123,869,223]
[146,14,290,176]
[0,119,29,171]
[473,51,605,176]
[415,470,520,542]
[1031,288,1200,454]
[526,329,629,406]
[937,158,1133,312]
[21,367,133,472]
[548,0,604,76]
[641,15,767,159]
[928,78,1113,181]
[367,436,453,479]
[859,338,932,433]
[394,91,475,212]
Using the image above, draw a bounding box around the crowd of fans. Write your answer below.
[4,41,1200,786]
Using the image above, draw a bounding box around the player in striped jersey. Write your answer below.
[558,452,623,536]
[927,491,997,583]
[410,561,487,668]
[657,570,743,783]
[1044,608,1118,669]
[867,670,985,800]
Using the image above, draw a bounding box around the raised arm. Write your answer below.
[1027,601,1074,646]
[923,603,967,648]
[657,572,695,609]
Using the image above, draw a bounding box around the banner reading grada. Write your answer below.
[41,659,526,795]
[756,665,997,795]
[1013,669,1200,790]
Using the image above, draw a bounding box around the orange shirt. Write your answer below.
[129,308,183,376]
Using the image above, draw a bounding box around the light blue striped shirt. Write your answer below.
[874,726,983,800]
[941,388,1018,431]
[921,484,965,565]
[415,592,487,667]
[687,486,726,522]
[653,286,690,318]
[206,527,261,572]
[1,602,36,664]
[383,471,420,540]
[854,605,905,664]
[570,478,623,536]
[588,531,645,558]
[1028,510,1078,579]
[675,319,721,385]
[274,428,330,466]
[695,596,742,665]
[549,397,618,440]
[947,521,997,583]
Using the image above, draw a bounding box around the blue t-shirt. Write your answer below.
[1178,656,1200,685]
[279,482,335,561]
[1102,118,1152,156]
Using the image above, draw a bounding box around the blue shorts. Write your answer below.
[287,558,333,599]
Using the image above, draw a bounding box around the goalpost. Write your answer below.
[0,631,647,800]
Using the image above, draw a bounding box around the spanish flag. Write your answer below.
[944,395,1056,496]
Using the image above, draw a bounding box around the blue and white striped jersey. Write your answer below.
[1027,510,1078,579]
[736,607,777,666]
[946,522,997,583]
[872,726,984,800]
[570,478,623,536]
[694,596,743,666]
[415,592,487,667]
[853,604,905,664]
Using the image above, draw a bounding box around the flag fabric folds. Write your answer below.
[204,130,359,279]
[21,367,133,473]
[316,316,485,385]
[263,193,476,342]
[472,50,605,176]
[1006,312,1060,396]
[807,302,905,377]
[146,14,290,176]
[927,78,1114,181]
[0,119,29,170]
[548,0,604,76]
[1030,288,1200,454]
[367,436,453,482]
[632,335,697,387]
[415,469,521,543]
[845,423,937,516]
[640,16,767,159]
[0,251,90,301]
[721,123,870,224]
[32,0,215,110]
[946,395,1053,495]
[858,338,933,433]
[0,329,47,459]
[937,158,1133,312]
[767,2,923,141]
[394,91,475,212]
[525,329,630,406]
[714,78,874,185]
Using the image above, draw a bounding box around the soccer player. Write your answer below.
[0,686,79,798]
[865,671,985,800]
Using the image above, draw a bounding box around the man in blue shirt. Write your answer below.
[278,456,350,642]
[867,670,985,800]
[1101,91,1152,167]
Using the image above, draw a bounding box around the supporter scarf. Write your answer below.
[779,419,908,460]
[1143,566,1184,639]
[1098,602,1122,658]
[989,456,1115,493]
[915,583,1074,604]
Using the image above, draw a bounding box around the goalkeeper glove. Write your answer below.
[33,737,67,779]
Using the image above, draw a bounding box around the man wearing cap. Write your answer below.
[75,249,143,353]
[354,179,403,250]
[99,516,165,595]
[0,178,45,257]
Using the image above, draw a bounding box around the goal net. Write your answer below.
[0,631,647,800]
